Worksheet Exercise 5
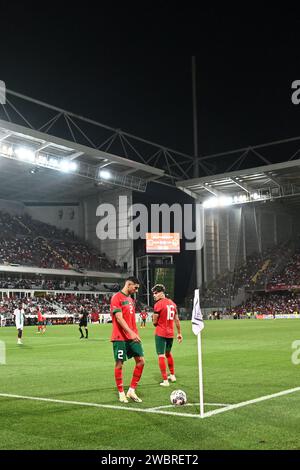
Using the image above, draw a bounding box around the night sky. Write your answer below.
[1,5,299,156]
[1,5,300,301]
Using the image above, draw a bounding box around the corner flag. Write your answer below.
[191,288,205,417]
[192,288,204,336]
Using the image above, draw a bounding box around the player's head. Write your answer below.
[151,284,166,301]
[124,276,140,295]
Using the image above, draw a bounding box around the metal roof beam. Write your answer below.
[0,132,12,142]
[229,177,251,193]
[263,172,281,187]
[66,151,85,161]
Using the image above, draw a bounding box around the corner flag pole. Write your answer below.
[197,329,204,418]
[192,288,205,418]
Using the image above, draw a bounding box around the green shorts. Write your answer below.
[113,340,144,362]
[155,335,174,355]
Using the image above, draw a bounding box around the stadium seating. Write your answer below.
[0,210,121,272]
[201,242,294,307]
[227,292,300,316]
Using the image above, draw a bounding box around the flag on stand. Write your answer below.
[192,288,204,335]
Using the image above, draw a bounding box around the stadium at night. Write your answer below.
[1,6,300,460]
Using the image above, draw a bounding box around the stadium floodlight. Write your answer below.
[59,160,71,172]
[37,155,48,165]
[218,196,233,207]
[69,161,77,171]
[0,144,13,156]
[203,197,218,209]
[48,158,58,167]
[15,146,35,163]
[58,160,78,172]
[237,195,246,203]
[203,196,233,209]
[99,170,111,180]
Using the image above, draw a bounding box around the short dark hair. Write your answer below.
[151,284,165,293]
[125,276,140,285]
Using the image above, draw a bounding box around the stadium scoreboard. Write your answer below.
[146,233,180,253]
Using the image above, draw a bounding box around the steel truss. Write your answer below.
[1,89,300,184]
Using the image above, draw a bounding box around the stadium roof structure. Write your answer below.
[0,118,165,201]
[2,89,300,202]
[176,159,300,210]
[0,89,198,195]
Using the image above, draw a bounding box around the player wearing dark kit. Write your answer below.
[79,308,89,339]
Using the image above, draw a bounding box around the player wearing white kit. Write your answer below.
[13,303,25,345]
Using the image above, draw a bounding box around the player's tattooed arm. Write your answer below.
[152,313,159,326]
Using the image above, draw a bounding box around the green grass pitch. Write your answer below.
[1,319,300,450]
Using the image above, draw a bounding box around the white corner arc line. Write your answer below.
[203,386,300,418]
[148,403,231,411]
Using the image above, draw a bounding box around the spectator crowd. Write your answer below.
[0,210,121,272]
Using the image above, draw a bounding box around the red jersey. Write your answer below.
[140,312,148,320]
[154,297,177,338]
[110,291,138,341]
[37,310,44,322]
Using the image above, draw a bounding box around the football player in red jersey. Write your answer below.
[139,310,148,328]
[110,276,145,403]
[151,284,183,387]
[37,306,46,334]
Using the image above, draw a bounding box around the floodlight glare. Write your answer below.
[99,170,111,180]
[203,196,233,209]
[203,197,218,209]
[219,196,233,207]
[37,155,48,165]
[48,158,59,167]
[58,160,78,172]
[0,144,13,156]
[238,195,247,203]
[59,160,71,172]
[15,146,35,163]
[69,162,78,171]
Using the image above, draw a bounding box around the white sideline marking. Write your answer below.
[6,343,78,350]
[0,393,201,419]
[148,403,230,411]
[203,386,300,418]
[1,387,300,420]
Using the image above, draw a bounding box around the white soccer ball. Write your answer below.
[170,389,187,406]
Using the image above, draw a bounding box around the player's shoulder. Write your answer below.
[163,297,176,305]
[111,291,121,302]
[164,297,177,310]
[154,298,163,308]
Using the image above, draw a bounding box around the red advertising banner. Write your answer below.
[266,284,300,291]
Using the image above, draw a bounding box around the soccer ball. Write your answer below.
[170,389,187,406]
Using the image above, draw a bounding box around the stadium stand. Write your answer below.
[0,210,121,272]
[227,292,300,317]
[201,241,294,307]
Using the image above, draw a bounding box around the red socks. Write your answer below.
[159,356,168,380]
[166,352,175,375]
[114,368,124,392]
[130,364,144,389]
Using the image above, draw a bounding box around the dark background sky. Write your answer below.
[1,5,299,156]
[0,5,300,302]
